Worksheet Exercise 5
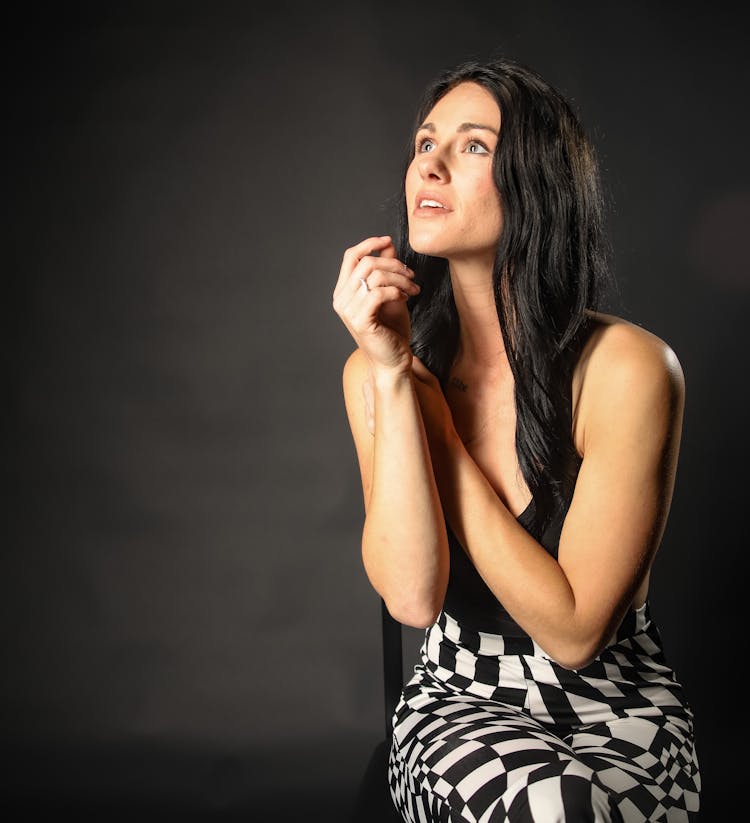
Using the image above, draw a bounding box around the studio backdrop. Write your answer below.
[5,2,747,819]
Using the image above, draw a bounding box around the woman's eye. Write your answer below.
[466,141,489,154]
[417,138,435,153]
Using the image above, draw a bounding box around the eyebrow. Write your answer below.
[417,121,499,135]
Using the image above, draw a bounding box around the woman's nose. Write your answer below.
[418,150,449,181]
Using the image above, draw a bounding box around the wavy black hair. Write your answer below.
[395,57,614,535]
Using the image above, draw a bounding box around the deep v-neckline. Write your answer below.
[515,495,534,524]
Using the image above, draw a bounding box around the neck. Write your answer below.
[448,258,509,375]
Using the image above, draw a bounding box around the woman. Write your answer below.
[332,57,700,822]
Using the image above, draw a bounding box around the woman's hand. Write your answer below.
[332,235,420,375]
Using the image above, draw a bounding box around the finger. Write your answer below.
[357,285,411,322]
[338,244,417,336]
[340,282,407,337]
[378,238,398,260]
[350,258,416,301]
[335,236,394,292]
[361,268,420,296]
[352,254,413,279]
[333,240,401,321]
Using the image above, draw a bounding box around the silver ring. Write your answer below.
[358,276,371,293]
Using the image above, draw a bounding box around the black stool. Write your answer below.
[348,599,404,822]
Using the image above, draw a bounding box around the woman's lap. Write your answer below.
[388,672,699,822]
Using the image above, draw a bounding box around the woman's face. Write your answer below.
[405,81,502,264]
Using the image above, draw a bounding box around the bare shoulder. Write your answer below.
[579,310,684,391]
[574,311,685,451]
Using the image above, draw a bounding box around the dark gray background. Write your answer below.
[5,1,747,819]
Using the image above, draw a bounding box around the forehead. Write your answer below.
[422,82,500,130]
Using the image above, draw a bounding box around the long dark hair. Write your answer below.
[395,57,613,535]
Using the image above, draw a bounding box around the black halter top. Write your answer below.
[441,317,600,637]
[442,487,575,637]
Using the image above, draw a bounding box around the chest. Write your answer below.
[445,379,532,518]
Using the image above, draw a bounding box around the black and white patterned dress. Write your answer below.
[387,494,701,822]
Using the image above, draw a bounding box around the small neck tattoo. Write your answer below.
[449,376,468,392]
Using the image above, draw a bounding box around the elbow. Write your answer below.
[542,637,604,672]
[385,597,442,629]
[386,573,447,628]
[534,610,618,671]
[552,650,597,672]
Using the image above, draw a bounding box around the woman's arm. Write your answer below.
[333,235,450,627]
[343,350,449,627]
[419,321,685,669]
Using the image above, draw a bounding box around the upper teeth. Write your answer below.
[420,199,445,208]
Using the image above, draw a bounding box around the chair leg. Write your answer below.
[349,739,402,823]
[381,598,403,741]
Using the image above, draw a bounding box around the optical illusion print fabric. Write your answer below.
[387,603,700,822]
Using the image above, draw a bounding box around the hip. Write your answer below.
[406,604,695,731]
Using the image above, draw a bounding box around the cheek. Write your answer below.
[404,162,419,197]
[474,179,503,230]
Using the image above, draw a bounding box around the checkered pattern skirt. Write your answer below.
[388,603,700,822]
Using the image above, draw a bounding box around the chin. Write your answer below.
[408,232,452,258]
